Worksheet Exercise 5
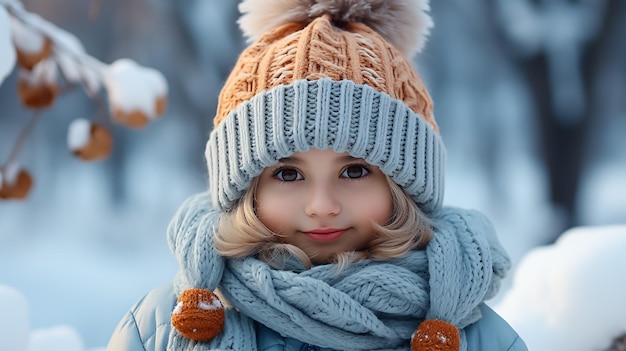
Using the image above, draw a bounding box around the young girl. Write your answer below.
[106,1,527,350]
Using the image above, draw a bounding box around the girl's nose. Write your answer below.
[304,183,340,217]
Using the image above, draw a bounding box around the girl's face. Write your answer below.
[255,148,393,264]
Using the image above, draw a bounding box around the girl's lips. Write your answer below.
[303,228,348,242]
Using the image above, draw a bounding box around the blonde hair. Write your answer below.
[214,175,432,270]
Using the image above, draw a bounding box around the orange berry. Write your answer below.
[15,37,53,71]
[155,95,167,116]
[18,77,58,109]
[111,108,150,129]
[0,169,33,200]
[70,122,113,161]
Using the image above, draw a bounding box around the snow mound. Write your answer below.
[495,225,626,351]
[0,285,104,351]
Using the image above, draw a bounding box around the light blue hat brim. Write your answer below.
[206,78,445,213]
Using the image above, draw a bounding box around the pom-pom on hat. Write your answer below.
[206,0,445,214]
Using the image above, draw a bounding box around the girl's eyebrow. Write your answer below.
[277,155,362,165]
[276,156,300,165]
[338,155,360,163]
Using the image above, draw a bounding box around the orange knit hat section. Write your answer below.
[214,14,435,131]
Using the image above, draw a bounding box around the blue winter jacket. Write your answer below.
[105,284,527,351]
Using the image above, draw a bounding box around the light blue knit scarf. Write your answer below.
[166,192,510,351]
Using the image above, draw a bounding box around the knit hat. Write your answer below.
[206,0,445,214]
[172,0,456,350]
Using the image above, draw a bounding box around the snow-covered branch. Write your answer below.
[0,0,169,200]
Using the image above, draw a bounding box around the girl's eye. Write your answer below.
[341,165,370,179]
[275,168,303,182]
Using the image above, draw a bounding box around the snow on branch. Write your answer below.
[0,0,169,200]
[0,5,16,83]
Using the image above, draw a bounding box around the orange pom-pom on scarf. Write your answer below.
[411,319,460,351]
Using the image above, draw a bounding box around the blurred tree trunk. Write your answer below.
[491,0,621,242]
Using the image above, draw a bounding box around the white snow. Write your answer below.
[173,301,183,314]
[27,326,84,351]
[0,285,30,351]
[172,296,223,314]
[103,59,168,118]
[436,331,448,343]
[1,161,20,185]
[199,299,222,311]
[47,28,101,96]
[10,14,45,54]
[8,0,87,59]
[67,119,92,151]
[494,225,626,351]
[0,6,16,86]
[38,15,102,96]
[0,285,104,351]
[18,57,57,85]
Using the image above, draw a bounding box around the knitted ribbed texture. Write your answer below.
[206,78,445,213]
[166,192,511,351]
[214,14,435,129]
[166,194,224,290]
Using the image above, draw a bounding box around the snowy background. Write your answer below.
[1,0,625,350]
